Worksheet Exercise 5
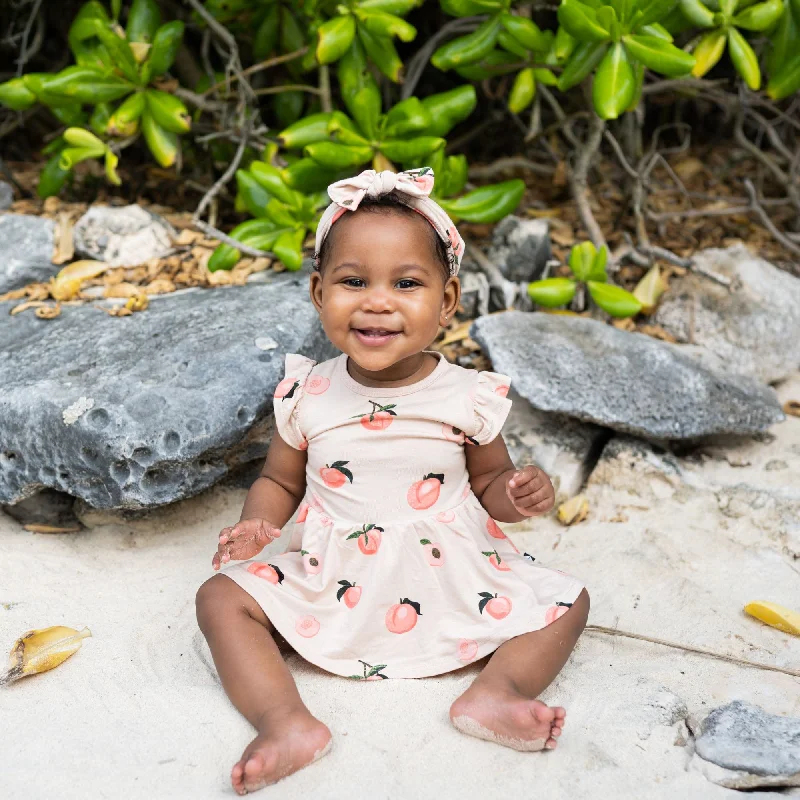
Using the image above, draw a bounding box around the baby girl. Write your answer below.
[195,167,589,795]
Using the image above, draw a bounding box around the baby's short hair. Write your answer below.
[313,192,451,283]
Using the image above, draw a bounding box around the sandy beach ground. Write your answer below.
[2,375,798,800]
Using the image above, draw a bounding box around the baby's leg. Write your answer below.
[450,588,589,752]
[195,574,332,794]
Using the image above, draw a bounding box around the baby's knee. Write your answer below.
[195,573,237,631]
[573,588,590,625]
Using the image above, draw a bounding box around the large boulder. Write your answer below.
[653,245,800,384]
[0,273,336,510]
[470,312,784,440]
[0,214,57,294]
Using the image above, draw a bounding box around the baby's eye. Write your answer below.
[396,279,420,289]
[342,278,365,287]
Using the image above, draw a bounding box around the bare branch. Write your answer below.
[743,179,800,257]
[469,156,554,179]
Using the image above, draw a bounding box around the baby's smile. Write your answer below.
[352,326,402,347]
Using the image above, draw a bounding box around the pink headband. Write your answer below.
[315,167,465,277]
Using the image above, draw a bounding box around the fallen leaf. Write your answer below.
[633,265,666,315]
[34,304,62,319]
[125,294,149,312]
[10,301,47,315]
[636,324,677,343]
[744,601,800,636]
[50,260,110,301]
[557,495,589,526]
[104,282,141,298]
[2,625,92,685]
[783,400,800,418]
[144,278,176,295]
[23,524,82,533]
[52,212,75,265]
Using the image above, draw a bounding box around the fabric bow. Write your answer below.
[315,167,464,277]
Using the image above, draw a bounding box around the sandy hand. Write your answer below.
[506,465,555,517]
[212,518,281,570]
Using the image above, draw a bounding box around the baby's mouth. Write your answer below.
[352,328,401,345]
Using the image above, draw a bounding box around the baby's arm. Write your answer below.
[466,435,555,523]
[213,432,307,569]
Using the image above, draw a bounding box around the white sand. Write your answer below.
[2,376,799,799]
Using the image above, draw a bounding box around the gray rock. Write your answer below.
[0,214,57,294]
[73,204,176,266]
[0,273,337,510]
[688,700,800,789]
[470,312,784,440]
[2,488,82,530]
[504,388,607,502]
[653,245,800,384]
[458,270,489,318]
[488,216,551,283]
[0,181,13,210]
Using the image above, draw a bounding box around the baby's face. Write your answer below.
[310,210,459,375]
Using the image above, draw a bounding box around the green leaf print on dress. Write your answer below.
[350,400,398,430]
[348,659,388,680]
[419,538,444,566]
[482,549,511,571]
[346,523,384,554]
[336,579,362,607]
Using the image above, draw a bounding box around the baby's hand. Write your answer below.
[506,466,555,517]
[212,518,281,571]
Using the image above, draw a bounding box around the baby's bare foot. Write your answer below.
[231,706,332,795]
[449,680,566,752]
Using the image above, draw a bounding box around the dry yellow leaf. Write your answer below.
[10,301,47,315]
[23,523,82,533]
[3,625,91,685]
[633,265,667,315]
[125,294,149,312]
[104,282,141,298]
[744,601,800,636]
[144,278,176,295]
[52,212,75,265]
[783,400,800,418]
[34,304,62,319]
[50,260,110,300]
[557,495,589,526]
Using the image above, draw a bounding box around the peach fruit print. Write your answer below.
[386,598,422,633]
[482,549,511,571]
[347,660,388,680]
[545,602,573,624]
[346,523,384,555]
[247,562,285,584]
[336,580,362,608]
[274,377,300,399]
[320,460,354,488]
[407,473,444,510]
[478,592,512,619]
[305,375,330,395]
[435,509,455,523]
[486,517,506,539]
[300,550,322,574]
[420,539,444,566]
[457,639,479,663]
[296,615,320,637]
[351,401,397,430]
[495,384,510,397]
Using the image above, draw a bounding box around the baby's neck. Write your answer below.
[345,351,440,389]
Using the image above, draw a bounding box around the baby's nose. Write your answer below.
[361,288,394,312]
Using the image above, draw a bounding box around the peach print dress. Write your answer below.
[222,351,585,680]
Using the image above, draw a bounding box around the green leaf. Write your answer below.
[500,13,550,50]
[383,97,432,138]
[141,111,178,167]
[357,27,404,82]
[107,92,145,136]
[679,0,716,27]
[93,21,140,83]
[589,245,609,281]
[440,0,503,15]
[236,170,271,218]
[37,154,72,198]
[317,15,357,65]
[558,0,612,42]
[691,28,727,76]
[337,38,381,138]
[438,180,525,223]
[568,241,597,280]
[305,141,373,169]
[282,158,346,193]
[104,149,121,185]
[253,4,280,60]
[478,597,490,614]
[554,25,578,60]
[359,0,422,13]
[63,126,106,152]
[34,66,133,104]
[431,17,502,71]
[0,78,37,110]
[146,21,184,78]
[278,112,335,149]
[767,52,800,99]
[622,34,695,75]
[356,9,417,41]
[558,41,609,90]
[455,49,520,80]
[593,42,636,120]
[509,67,536,113]
[587,280,643,317]
[733,0,784,30]
[381,136,444,163]
[635,0,680,26]
[420,85,477,137]
[273,228,306,271]
[767,6,799,76]
[526,278,578,307]
[728,27,761,89]
[249,162,296,205]
[126,0,161,43]
[145,89,190,134]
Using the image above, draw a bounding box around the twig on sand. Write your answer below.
[743,180,800,258]
[585,625,800,679]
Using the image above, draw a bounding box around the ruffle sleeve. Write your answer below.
[469,369,513,445]
[272,353,316,450]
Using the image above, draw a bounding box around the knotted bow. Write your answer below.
[315,167,465,277]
